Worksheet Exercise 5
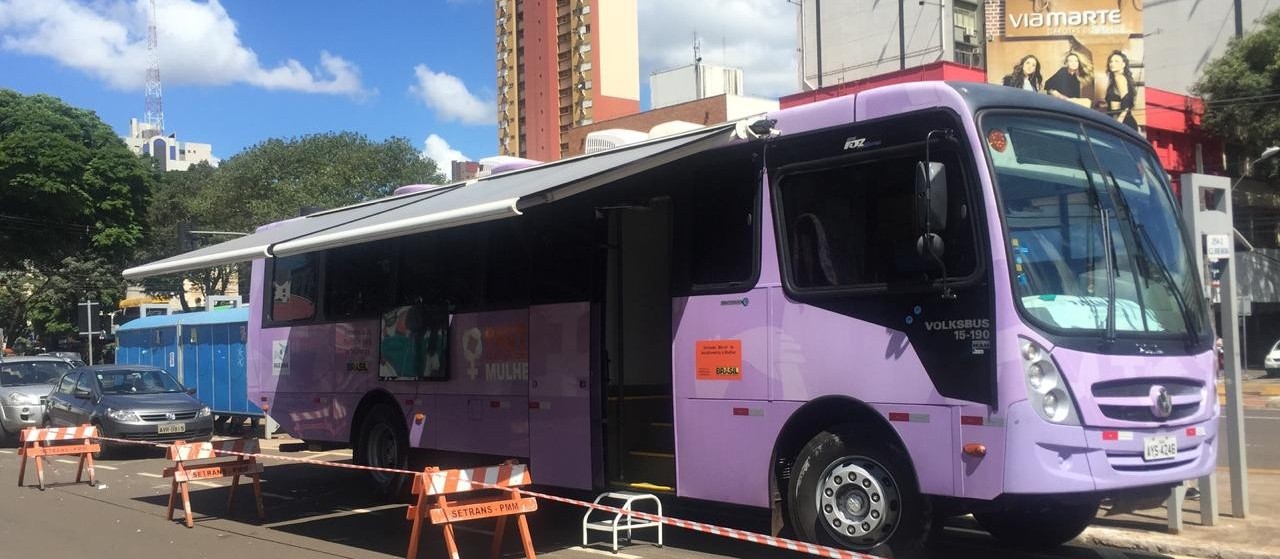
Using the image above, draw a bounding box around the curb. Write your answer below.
[1081,526,1280,559]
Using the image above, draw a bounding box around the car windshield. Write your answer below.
[0,361,71,386]
[984,113,1206,338]
[95,369,185,395]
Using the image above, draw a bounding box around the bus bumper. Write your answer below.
[1003,400,1218,495]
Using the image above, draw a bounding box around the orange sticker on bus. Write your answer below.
[696,340,742,381]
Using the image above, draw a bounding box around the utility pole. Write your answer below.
[77,300,102,366]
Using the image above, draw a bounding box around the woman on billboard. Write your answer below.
[1105,50,1139,130]
[1001,55,1043,92]
[1045,52,1094,107]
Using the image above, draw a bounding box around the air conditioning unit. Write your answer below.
[584,129,649,154]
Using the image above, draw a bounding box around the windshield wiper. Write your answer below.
[1106,171,1199,346]
[1077,154,1117,341]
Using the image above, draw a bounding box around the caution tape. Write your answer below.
[90,435,876,559]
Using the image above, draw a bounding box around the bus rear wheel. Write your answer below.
[788,426,931,558]
[354,403,409,498]
[974,500,1098,549]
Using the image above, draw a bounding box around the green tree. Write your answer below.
[199,132,445,233]
[1193,10,1280,179]
[0,90,150,348]
[140,132,444,305]
[0,89,152,268]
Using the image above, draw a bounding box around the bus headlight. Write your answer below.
[1020,338,1080,425]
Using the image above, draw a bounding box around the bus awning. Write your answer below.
[123,123,740,280]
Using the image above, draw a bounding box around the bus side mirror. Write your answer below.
[914,161,948,235]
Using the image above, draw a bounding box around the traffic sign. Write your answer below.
[1206,234,1232,261]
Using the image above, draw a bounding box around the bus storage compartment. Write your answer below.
[675,399,800,507]
[528,302,592,491]
[432,394,529,457]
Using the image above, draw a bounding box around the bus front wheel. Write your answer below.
[354,403,409,498]
[788,426,931,557]
[975,500,1098,549]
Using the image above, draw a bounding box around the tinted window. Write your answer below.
[57,373,79,394]
[0,361,69,386]
[779,149,975,290]
[683,152,759,288]
[95,369,184,395]
[75,373,96,394]
[325,240,396,319]
[270,254,319,322]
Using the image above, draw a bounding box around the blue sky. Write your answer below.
[0,0,797,177]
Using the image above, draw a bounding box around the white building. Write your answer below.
[650,62,744,109]
[122,118,218,172]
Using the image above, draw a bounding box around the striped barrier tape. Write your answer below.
[88,435,876,559]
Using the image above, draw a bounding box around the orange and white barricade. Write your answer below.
[163,438,264,528]
[17,425,100,490]
[406,459,537,559]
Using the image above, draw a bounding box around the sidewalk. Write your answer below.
[1219,370,1280,409]
[1080,468,1280,559]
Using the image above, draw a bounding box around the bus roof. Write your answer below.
[115,307,249,331]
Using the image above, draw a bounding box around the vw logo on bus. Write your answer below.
[165,412,176,421]
[1150,386,1173,419]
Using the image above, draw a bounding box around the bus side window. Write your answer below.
[324,240,396,320]
[269,253,319,323]
[780,150,974,291]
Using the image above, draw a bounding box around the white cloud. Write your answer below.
[409,65,493,125]
[0,0,369,96]
[638,0,799,100]
[422,134,469,180]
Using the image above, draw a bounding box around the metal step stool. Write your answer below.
[582,491,664,552]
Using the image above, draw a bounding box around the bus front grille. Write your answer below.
[1091,378,1203,424]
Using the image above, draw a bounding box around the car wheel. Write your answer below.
[90,422,114,461]
[788,425,931,558]
[354,403,409,499]
[975,500,1098,549]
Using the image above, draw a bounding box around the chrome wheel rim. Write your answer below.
[366,422,399,484]
[815,455,901,549]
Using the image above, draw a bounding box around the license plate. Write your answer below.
[157,422,186,435]
[1143,436,1178,461]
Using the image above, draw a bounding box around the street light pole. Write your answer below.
[920,0,947,62]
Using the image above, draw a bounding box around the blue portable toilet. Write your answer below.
[115,308,259,428]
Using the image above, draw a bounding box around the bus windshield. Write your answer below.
[984,113,1204,338]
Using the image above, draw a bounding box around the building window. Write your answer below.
[953,3,978,45]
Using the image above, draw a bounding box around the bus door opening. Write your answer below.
[601,196,676,491]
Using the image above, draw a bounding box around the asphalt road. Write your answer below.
[1218,408,1280,471]
[0,440,1187,559]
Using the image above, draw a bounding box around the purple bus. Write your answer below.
[125,82,1217,556]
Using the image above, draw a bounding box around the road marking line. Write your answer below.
[261,491,296,501]
[137,472,163,478]
[262,503,404,528]
[189,480,223,488]
[566,546,643,558]
[55,459,78,465]
[299,450,352,460]
[95,465,118,470]
[0,450,14,454]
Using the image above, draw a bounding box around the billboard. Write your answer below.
[986,0,1144,131]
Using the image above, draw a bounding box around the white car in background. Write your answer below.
[1266,339,1280,378]
[0,356,73,441]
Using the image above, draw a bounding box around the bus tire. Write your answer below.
[974,500,1098,549]
[788,425,930,558]
[353,403,409,498]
